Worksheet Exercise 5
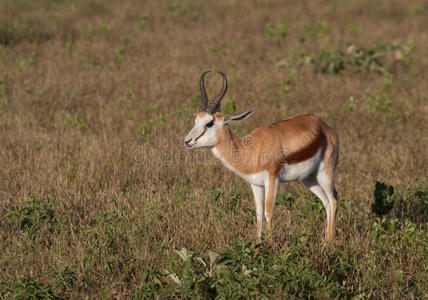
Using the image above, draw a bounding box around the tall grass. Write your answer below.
[0,0,427,298]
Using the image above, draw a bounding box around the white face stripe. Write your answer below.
[184,114,217,149]
[194,127,207,142]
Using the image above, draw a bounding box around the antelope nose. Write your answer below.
[184,138,192,146]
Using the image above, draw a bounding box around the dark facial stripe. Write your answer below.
[194,128,207,142]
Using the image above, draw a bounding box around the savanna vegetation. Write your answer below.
[0,0,427,298]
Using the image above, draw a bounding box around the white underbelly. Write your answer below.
[239,170,268,185]
[278,148,322,182]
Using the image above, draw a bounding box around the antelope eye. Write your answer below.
[206,120,214,128]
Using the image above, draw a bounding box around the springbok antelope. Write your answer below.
[184,71,339,243]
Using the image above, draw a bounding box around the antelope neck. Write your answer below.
[212,125,257,176]
[215,125,243,154]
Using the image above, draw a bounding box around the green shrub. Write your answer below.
[265,18,288,40]
[1,277,62,299]
[301,21,330,42]
[5,196,58,239]
[372,181,395,217]
[296,41,417,75]
[393,185,427,224]
[371,181,427,223]
[162,239,331,299]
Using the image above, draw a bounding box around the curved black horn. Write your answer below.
[199,70,211,112]
[207,71,227,114]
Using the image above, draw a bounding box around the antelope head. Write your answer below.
[184,71,255,149]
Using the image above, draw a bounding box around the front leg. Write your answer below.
[250,184,264,243]
[264,175,279,242]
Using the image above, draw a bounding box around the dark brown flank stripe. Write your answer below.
[281,132,325,164]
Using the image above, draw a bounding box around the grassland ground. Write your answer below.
[0,0,427,298]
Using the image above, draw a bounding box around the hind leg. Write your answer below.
[251,184,265,243]
[301,176,332,242]
[316,170,337,243]
[264,175,279,245]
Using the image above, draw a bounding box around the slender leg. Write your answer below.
[264,175,279,241]
[317,171,337,243]
[250,184,265,243]
[301,176,332,242]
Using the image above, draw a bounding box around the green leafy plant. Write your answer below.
[0,71,11,97]
[363,75,394,115]
[1,277,62,299]
[392,185,427,224]
[65,34,74,57]
[162,239,335,299]
[66,115,88,131]
[132,266,165,299]
[371,182,427,222]
[298,41,417,75]
[101,23,110,35]
[346,24,361,36]
[168,3,188,16]
[345,43,386,73]
[372,181,395,217]
[314,50,345,74]
[345,96,359,112]
[17,53,38,74]
[301,21,330,42]
[265,18,288,40]
[210,188,224,203]
[276,192,295,209]
[139,14,148,30]
[407,6,425,17]
[136,122,151,137]
[208,44,225,56]
[5,196,58,238]
[113,48,125,64]
[222,99,236,114]
[364,90,392,114]
[151,114,168,129]
[84,25,96,41]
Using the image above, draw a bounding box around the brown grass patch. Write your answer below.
[0,0,427,298]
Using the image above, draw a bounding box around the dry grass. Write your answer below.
[0,0,427,298]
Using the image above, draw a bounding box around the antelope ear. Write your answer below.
[223,109,256,124]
